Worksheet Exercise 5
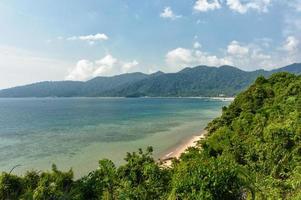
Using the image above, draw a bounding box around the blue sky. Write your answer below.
[0,0,300,88]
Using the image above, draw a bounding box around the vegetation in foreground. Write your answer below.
[1,72,301,199]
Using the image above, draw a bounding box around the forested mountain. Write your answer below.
[0,72,148,97]
[0,63,300,97]
[272,63,301,74]
[106,65,266,97]
[1,72,301,199]
[79,72,148,96]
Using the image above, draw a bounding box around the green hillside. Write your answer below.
[1,72,301,199]
[0,63,300,98]
[106,65,265,97]
[174,72,301,199]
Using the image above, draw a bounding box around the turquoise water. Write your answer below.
[0,97,229,177]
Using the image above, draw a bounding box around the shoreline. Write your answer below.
[0,96,235,101]
[160,130,207,166]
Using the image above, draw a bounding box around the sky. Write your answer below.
[0,0,300,89]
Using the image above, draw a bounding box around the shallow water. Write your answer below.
[0,97,229,177]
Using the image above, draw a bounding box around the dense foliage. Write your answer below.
[1,72,301,199]
[201,72,301,199]
[0,63,300,98]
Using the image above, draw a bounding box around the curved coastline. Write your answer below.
[160,129,207,166]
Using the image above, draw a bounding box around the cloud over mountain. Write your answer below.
[66,54,139,81]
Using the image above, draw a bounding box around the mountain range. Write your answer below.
[0,63,300,98]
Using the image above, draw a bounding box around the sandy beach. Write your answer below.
[160,130,207,166]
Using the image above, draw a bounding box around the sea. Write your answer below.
[0,97,230,177]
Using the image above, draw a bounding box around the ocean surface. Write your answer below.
[0,97,229,177]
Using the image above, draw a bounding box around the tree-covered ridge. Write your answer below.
[203,72,301,199]
[0,63,300,98]
[1,72,301,199]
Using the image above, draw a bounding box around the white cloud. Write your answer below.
[165,36,301,72]
[165,47,231,71]
[66,54,139,81]
[67,33,108,44]
[226,46,274,70]
[78,33,108,41]
[160,7,182,20]
[95,54,117,66]
[225,37,301,70]
[194,0,221,12]
[93,55,117,77]
[65,60,95,81]
[193,0,272,14]
[193,42,202,49]
[194,50,232,66]
[281,7,301,64]
[166,48,194,68]
[227,41,249,56]
[226,0,271,14]
[283,36,299,53]
[122,60,139,73]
